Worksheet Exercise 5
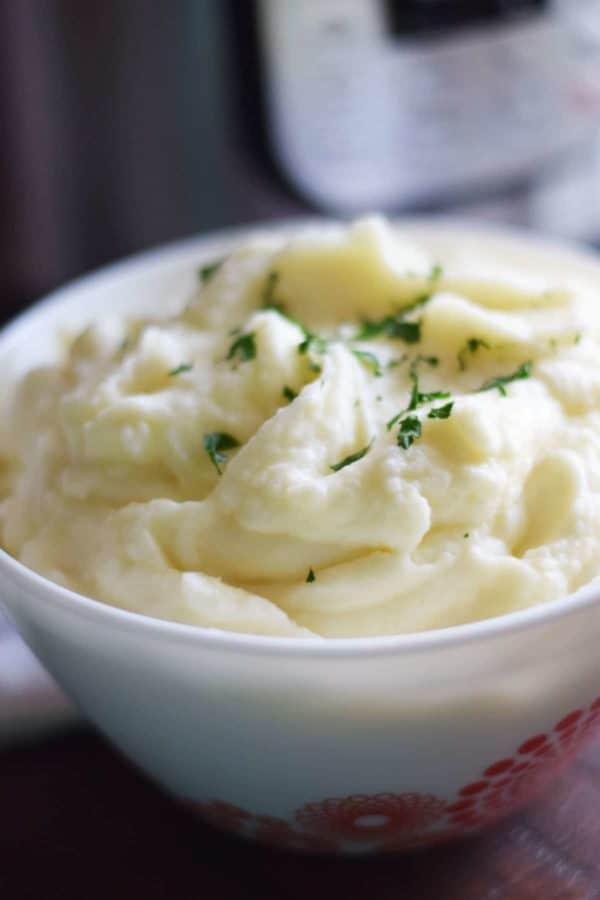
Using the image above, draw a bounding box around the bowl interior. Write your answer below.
[2,218,600,656]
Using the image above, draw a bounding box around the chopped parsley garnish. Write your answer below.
[198,259,224,283]
[464,532,470,539]
[388,320,422,343]
[400,293,433,317]
[430,263,443,281]
[203,432,240,475]
[386,359,453,449]
[477,361,532,396]
[458,337,491,371]
[261,270,311,337]
[409,380,451,411]
[356,319,389,341]
[306,568,316,583]
[282,385,297,402]
[413,354,439,369]
[356,314,421,343]
[574,333,581,345]
[355,294,432,344]
[397,416,422,450]
[352,349,382,377]
[428,401,454,419]
[118,337,130,354]
[262,270,280,307]
[298,333,328,356]
[227,331,256,363]
[298,329,328,373]
[406,386,451,413]
[168,363,193,377]
[330,441,372,472]
[386,412,403,432]
[387,368,450,430]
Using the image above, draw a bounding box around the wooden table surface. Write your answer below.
[2,727,600,900]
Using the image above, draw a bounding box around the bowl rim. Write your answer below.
[2,215,600,659]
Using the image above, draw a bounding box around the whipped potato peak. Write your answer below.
[2,217,600,638]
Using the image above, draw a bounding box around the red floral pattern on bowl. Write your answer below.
[444,701,600,833]
[188,803,340,852]
[296,792,445,844]
[189,696,600,854]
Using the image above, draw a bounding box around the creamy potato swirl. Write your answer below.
[3,218,600,637]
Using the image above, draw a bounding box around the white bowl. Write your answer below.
[2,221,600,855]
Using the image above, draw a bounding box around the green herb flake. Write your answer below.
[428,401,454,419]
[355,319,387,341]
[397,416,422,450]
[400,294,432,317]
[168,363,193,377]
[411,355,438,369]
[477,361,533,397]
[458,337,491,371]
[298,333,328,356]
[298,330,329,374]
[306,568,316,583]
[386,413,401,432]
[352,349,383,377]
[330,442,372,472]
[282,385,297,402]
[198,259,224,283]
[261,270,306,328]
[203,432,240,475]
[387,319,421,343]
[355,295,431,345]
[430,263,443,281]
[262,270,280,307]
[574,333,581,345]
[464,532,470,539]
[414,387,451,407]
[387,368,450,430]
[418,391,450,406]
[227,331,257,363]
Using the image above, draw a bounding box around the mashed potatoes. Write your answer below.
[3,217,600,638]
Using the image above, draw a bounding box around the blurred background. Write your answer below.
[3,0,600,323]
